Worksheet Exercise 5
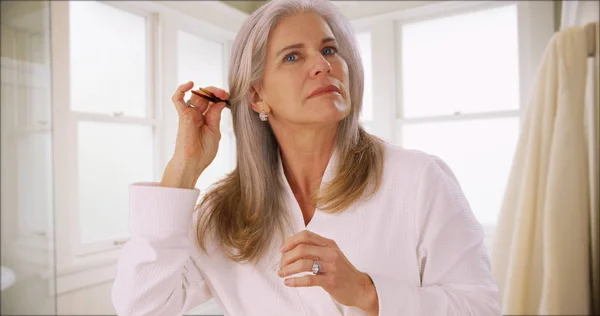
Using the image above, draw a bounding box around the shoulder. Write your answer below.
[381,142,445,177]
[379,142,461,193]
[380,143,471,221]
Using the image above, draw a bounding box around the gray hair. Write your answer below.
[197,0,382,263]
[228,0,364,208]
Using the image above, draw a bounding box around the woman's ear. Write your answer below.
[249,85,270,114]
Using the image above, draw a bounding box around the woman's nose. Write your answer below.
[309,55,332,77]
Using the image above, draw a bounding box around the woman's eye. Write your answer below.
[322,46,338,55]
[283,47,337,63]
[284,53,298,62]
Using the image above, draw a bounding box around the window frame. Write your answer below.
[52,1,162,259]
[349,0,555,250]
[50,0,238,289]
[351,0,555,142]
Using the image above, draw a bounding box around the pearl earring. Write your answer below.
[259,110,269,121]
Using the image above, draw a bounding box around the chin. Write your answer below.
[313,100,351,123]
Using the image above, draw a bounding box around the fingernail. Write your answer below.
[280,245,285,252]
[284,279,291,286]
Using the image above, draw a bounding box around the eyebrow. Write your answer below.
[275,37,337,58]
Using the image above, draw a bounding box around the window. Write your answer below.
[49,0,239,296]
[67,1,157,251]
[69,1,149,118]
[77,122,154,243]
[395,4,523,245]
[400,5,520,118]
[57,0,238,255]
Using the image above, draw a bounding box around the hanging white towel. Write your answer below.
[491,25,591,314]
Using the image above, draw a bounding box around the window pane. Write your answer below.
[400,5,519,118]
[69,1,147,117]
[356,32,373,121]
[177,30,224,90]
[398,117,519,225]
[78,121,154,243]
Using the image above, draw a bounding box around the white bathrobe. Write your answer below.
[112,143,500,316]
[491,25,593,314]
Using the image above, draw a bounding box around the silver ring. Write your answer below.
[186,99,195,108]
[312,260,321,275]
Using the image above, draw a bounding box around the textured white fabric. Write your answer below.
[491,25,592,314]
[112,143,500,316]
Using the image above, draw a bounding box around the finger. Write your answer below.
[171,81,194,115]
[193,110,205,128]
[281,230,333,253]
[201,86,230,101]
[279,259,313,278]
[284,275,324,288]
[189,86,230,115]
[280,244,328,269]
[279,259,330,278]
[203,101,227,132]
[188,90,212,115]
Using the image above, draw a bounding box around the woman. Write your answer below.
[112,0,501,315]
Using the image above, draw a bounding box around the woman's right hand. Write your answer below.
[160,81,230,189]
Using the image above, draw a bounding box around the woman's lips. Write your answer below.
[308,84,341,99]
[309,90,342,98]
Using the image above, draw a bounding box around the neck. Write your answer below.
[271,122,337,198]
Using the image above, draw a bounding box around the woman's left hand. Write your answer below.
[279,230,379,315]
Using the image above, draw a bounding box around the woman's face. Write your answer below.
[251,12,351,127]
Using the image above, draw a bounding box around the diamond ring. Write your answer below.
[186,99,195,108]
[312,260,321,275]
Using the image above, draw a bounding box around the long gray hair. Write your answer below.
[196,0,383,263]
